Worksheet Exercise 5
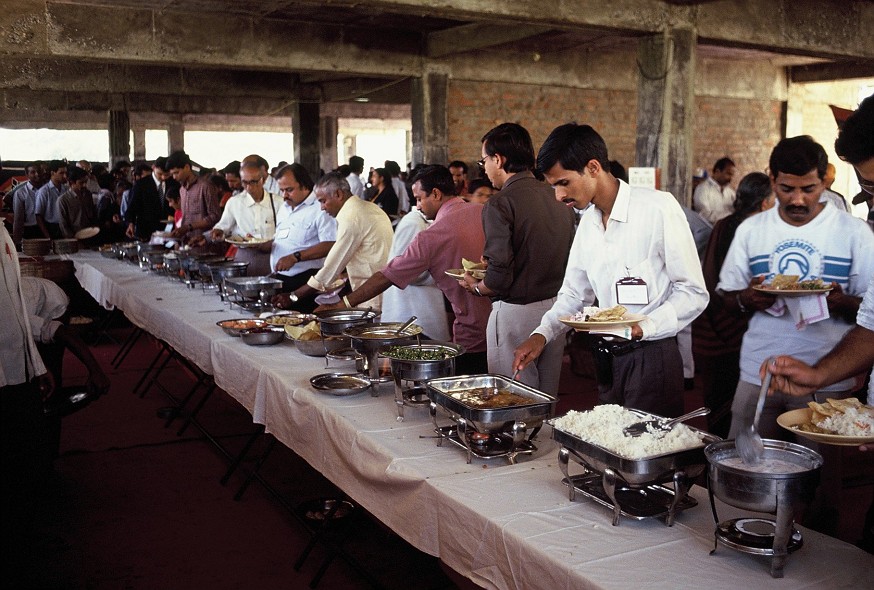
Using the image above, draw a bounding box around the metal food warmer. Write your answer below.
[224,275,283,313]
[425,374,556,464]
[379,342,464,421]
[550,411,720,526]
[705,439,822,578]
[341,322,422,394]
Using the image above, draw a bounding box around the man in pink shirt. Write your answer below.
[315,165,491,373]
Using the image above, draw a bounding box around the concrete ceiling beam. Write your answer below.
[426,23,553,58]
[789,61,874,84]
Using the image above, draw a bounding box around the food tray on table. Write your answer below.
[216,318,267,336]
[562,472,698,520]
[549,410,719,485]
[425,374,556,433]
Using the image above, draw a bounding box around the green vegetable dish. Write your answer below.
[382,346,457,361]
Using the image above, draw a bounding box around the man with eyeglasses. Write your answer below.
[459,123,576,394]
[208,161,280,275]
[267,164,337,312]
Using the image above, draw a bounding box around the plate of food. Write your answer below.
[225,235,271,248]
[74,226,100,240]
[445,258,487,280]
[752,274,833,297]
[777,398,874,446]
[559,305,647,330]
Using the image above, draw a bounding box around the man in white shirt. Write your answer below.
[241,154,280,196]
[11,161,47,247]
[385,160,410,214]
[513,123,708,417]
[346,156,365,198]
[211,161,280,275]
[693,157,737,225]
[267,163,337,312]
[272,172,393,310]
[34,159,68,239]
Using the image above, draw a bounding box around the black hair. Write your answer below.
[448,160,468,174]
[536,123,609,174]
[134,162,152,176]
[275,163,315,191]
[467,178,494,193]
[166,151,191,170]
[68,166,88,183]
[713,157,736,172]
[208,174,230,193]
[336,164,351,177]
[481,123,535,174]
[153,156,168,171]
[768,136,827,180]
[165,184,181,201]
[222,160,241,176]
[97,171,114,191]
[734,172,772,216]
[349,156,364,174]
[412,165,456,196]
[48,159,67,173]
[384,160,401,177]
[835,95,874,165]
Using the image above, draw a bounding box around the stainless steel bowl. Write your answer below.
[705,439,822,514]
[293,336,351,357]
[380,341,464,382]
[240,327,285,346]
[216,318,267,337]
[207,261,249,283]
[315,308,379,336]
[224,276,283,300]
[99,245,117,258]
[310,373,372,396]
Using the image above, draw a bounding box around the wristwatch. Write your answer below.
[287,292,299,303]
[293,251,302,262]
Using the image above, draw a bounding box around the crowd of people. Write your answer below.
[2,95,873,552]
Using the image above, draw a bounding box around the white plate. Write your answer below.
[74,227,100,240]
[559,312,647,331]
[752,286,832,297]
[777,408,874,446]
[225,236,271,248]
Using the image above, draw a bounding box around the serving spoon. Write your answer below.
[735,358,774,464]
[622,406,710,437]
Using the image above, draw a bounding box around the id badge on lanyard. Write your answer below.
[615,276,648,305]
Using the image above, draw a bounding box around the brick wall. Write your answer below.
[694,96,784,183]
[448,79,783,189]
[447,80,638,174]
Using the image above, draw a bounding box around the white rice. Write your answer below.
[552,404,706,460]
[816,407,874,437]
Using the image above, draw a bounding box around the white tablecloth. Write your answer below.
[73,251,874,589]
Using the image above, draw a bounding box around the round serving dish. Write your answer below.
[240,326,285,346]
[216,318,267,337]
[314,308,379,336]
[293,335,351,357]
[704,439,822,514]
[310,373,372,396]
[380,341,464,382]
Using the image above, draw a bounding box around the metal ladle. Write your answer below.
[622,406,711,437]
[735,357,774,464]
[395,315,417,336]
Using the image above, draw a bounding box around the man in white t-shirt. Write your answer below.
[693,157,736,225]
[717,135,874,440]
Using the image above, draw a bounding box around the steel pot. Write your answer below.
[315,308,379,336]
[343,322,423,380]
[380,341,464,382]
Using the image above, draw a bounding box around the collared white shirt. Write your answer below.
[22,276,69,343]
[693,176,735,225]
[346,172,364,198]
[0,226,47,387]
[856,276,874,405]
[13,181,38,226]
[392,177,410,214]
[307,196,393,309]
[212,190,280,239]
[34,181,67,224]
[536,180,708,343]
[152,171,165,197]
[270,192,337,277]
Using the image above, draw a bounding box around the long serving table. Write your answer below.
[72,250,874,589]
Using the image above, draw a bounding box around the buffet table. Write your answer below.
[72,250,874,589]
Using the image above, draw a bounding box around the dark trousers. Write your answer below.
[277,269,320,313]
[454,351,488,376]
[593,337,684,418]
[698,352,740,439]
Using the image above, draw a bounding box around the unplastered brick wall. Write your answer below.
[447,80,638,175]
[694,96,783,185]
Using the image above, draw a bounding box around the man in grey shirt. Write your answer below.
[460,123,576,393]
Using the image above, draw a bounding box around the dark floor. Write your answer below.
[7,318,873,589]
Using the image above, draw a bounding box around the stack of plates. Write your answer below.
[74,227,100,241]
[53,239,80,254]
[22,239,52,256]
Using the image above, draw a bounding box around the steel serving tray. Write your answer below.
[426,374,557,433]
[549,410,720,486]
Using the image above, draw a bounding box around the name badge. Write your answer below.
[616,277,648,305]
[276,229,290,239]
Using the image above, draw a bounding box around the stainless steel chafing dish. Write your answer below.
[380,341,464,421]
[425,374,557,464]
[316,308,379,336]
[224,276,283,300]
[342,322,422,388]
[549,409,719,526]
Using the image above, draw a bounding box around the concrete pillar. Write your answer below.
[321,115,338,174]
[635,27,696,206]
[168,115,184,154]
[293,102,320,179]
[132,125,146,161]
[108,109,130,166]
[411,69,449,167]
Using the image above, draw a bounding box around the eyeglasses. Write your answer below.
[858,176,874,196]
[240,178,262,186]
[477,157,488,169]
